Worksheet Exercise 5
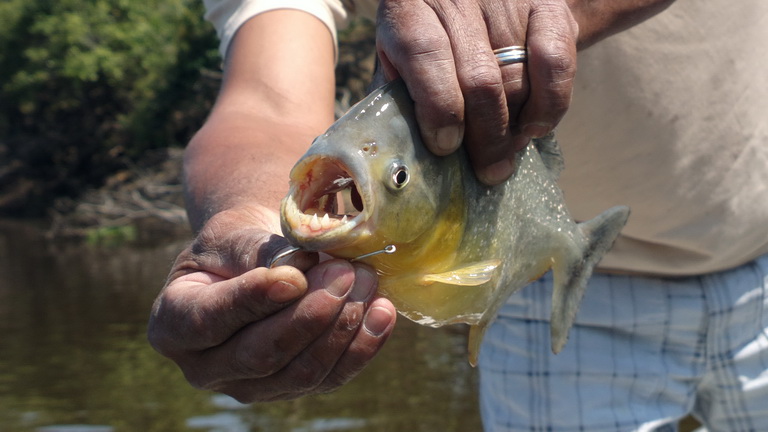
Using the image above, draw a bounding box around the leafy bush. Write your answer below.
[0,0,220,215]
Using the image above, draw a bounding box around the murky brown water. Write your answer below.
[0,220,481,432]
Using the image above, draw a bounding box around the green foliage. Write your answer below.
[0,0,220,215]
[85,224,137,246]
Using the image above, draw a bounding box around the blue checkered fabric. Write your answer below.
[479,255,768,432]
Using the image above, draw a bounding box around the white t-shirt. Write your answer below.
[203,0,768,276]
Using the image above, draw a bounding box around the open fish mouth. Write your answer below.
[282,156,370,248]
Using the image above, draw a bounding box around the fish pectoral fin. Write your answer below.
[420,259,502,286]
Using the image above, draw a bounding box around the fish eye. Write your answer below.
[390,165,409,189]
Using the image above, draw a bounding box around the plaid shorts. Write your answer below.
[479,254,768,432]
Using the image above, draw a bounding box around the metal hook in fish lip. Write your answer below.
[350,245,397,263]
[269,246,303,268]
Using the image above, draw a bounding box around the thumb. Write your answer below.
[148,265,308,355]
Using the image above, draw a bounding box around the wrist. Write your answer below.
[193,202,283,238]
[567,0,675,48]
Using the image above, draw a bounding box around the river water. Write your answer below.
[0,220,481,432]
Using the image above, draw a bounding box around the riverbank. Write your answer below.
[45,147,191,244]
[9,19,376,245]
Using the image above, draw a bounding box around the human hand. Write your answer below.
[147,205,396,402]
[376,0,578,185]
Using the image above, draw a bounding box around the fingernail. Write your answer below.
[323,262,354,299]
[522,123,552,138]
[434,125,463,154]
[349,265,377,302]
[267,280,303,303]
[364,306,393,337]
[478,158,516,185]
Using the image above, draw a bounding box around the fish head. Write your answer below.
[280,80,459,258]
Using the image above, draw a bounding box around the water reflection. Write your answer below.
[0,220,481,432]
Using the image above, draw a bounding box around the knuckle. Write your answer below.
[317,369,355,394]
[146,313,172,354]
[233,339,281,378]
[377,8,450,62]
[463,61,503,92]
[173,356,221,392]
[146,327,175,357]
[290,307,326,341]
[319,354,366,392]
[183,302,228,348]
[399,33,450,62]
[541,48,577,83]
[528,2,578,76]
[147,294,201,356]
[183,370,213,391]
[316,348,376,393]
[289,353,329,389]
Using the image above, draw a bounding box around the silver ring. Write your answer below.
[494,46,527,66]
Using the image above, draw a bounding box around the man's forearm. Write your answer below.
[569,0,676,48]
[183,116,324,232]
[182,11,336,232]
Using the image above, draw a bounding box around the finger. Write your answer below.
[316,297,396,393]
[148,264,309,355]
[186,208,317,277]
[210,302,367,403]
[439,2,521,185]
[204,264,381,402]
[517,1,578,138]
[189,260,368,388]
[498,61,529,130]
[223,292,385,402]
[218,297,395,403]
[484,3,529,127]
[377,0,465,155]
[192,228,317,277]
[272,266,384,396]
[474,134,533,186]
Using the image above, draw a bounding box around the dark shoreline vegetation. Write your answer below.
[0,1,375,243]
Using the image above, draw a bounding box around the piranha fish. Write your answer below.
[280,80,630,366]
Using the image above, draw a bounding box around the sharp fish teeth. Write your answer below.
[287,192,359,235]
[310,213,321,231]
[321,213,331,229]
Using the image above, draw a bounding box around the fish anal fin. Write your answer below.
[550,205,630,354]
[420,259,502,286]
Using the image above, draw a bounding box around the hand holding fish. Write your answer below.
[376,0,578,185]
[148,0,664,402]
[147,205,396,402]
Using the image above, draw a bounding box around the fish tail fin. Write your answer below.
[467,323,489,367]
[550,205,630,354]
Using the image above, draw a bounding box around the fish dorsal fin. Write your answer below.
[420,259,502,286]
[533,133,564,179]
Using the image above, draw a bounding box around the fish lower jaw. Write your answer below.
[284,204,367,242]
[297,211,350,234]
